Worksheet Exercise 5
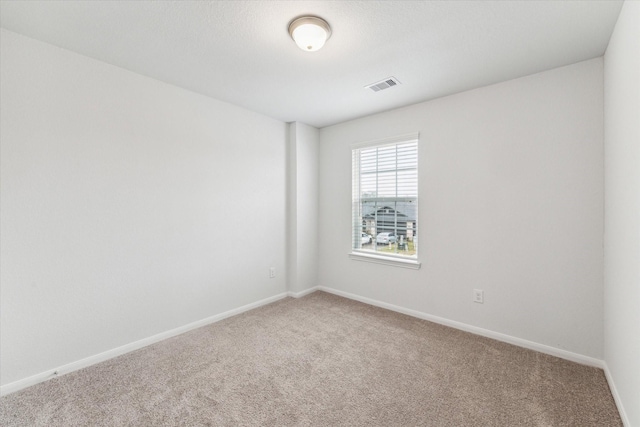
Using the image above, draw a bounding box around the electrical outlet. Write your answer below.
[269,267,276,278]
[473,289,484,304]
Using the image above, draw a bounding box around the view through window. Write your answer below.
[352,135,418,258]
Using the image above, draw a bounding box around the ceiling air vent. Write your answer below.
[365,77,401,92]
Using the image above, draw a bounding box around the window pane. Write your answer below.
[352,138,418,258]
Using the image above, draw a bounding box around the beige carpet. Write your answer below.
[0,291,621,426]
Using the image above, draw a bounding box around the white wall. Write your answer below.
[287,122,319,294]
[604,1,640,425]
[0,29,287,387]
[319,58,604,359]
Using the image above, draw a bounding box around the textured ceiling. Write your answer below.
[0,1,624,128]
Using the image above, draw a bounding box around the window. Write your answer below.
[351,133,419,268]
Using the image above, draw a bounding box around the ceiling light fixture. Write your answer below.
[288,16,332,52]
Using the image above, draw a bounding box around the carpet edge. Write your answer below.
[316,286,604,368]
[603,361,631,427]
[0,292,289,397]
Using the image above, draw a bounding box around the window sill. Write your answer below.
[348,252,421,270]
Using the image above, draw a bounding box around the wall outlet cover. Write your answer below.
[473,289,484,303]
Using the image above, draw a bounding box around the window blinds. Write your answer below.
[352,136,418,257]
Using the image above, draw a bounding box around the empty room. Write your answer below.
[1,1,638,426]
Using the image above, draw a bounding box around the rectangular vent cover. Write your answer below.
[365,77,401,92]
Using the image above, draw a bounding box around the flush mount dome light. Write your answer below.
[288,16,332,52]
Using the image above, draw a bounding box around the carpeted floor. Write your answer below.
[0,291,622,426]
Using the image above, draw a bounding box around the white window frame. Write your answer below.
[350,132,421,270]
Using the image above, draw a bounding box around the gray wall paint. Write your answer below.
[604,1,640,425]
[319,58,604,359]
[287,122,319,294]
[0,29,287,386]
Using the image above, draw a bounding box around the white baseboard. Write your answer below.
[4,285,625,424]
[0,292,289,397]
[316,286,604,368]
[287,286,319,298]
[603,362,630,427]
